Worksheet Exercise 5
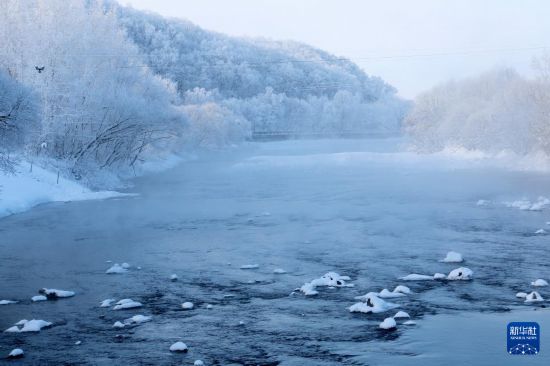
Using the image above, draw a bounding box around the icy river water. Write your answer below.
[1,138,550,365]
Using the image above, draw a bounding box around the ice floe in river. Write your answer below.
[433,273,446,280]
[0,300,17,305]
[505,197,550,211]
[31,295,47,302]
[403,320,416,325]
[5,319,52,333]
[400,273,433,281]
[379,317,397,330]
[181,302,194,310]
[240,264,259,269]
[170,274,178,282]
[298,272,353,296]
[273,268,287,274]
[169,341,188,353]
[100,299,116,307]
[535,229,547,234]
[38,288,75,299]
[393,311,410,319]
[531,279,549,287]
[377,289,406,298]
[447,267,473,280]
[124,315,151,325]
[393,285,411,294]
[349,293,399,314]
[476,199,490,206]
[113,321,125,328]
[113,299,142,310]
[106,263,128,274]
[441,251,463,263]
[194,360,204,366]
[524,291,544,303]
[516,292,528,298]
[8,348,24,359]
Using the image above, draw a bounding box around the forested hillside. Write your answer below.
[0,0,407,184]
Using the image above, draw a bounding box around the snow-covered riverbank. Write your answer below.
[0,162,123,218]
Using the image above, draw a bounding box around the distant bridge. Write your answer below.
[250,131,397,141]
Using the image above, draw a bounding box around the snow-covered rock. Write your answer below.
[113,321,125,328]
[5,319,53,333]
[524,291,544,303]
[124,315,151,325]
[433,273,446,280]
[0,300,17,305]
[31,295,47,302]
[39,288,75,299]
[393,311,410,319]
[516,292,528,298]
[240,264,259,269]
[100,299,116,307]
[531,279,549,287]
[350,293,399,314]
[170,274,178,282]
[106,263,128,274]
[393,285,411,294]
[181,302,194,310]
[169,341,188,353]
[113,299,142,310]
[379,317,397,329]
[441,251,463,263]
[299,272,353,296]
[273,268,287,274]
[447,267,473,280]
[403,320,416,325]
[400,273,433,281]
[194,360,205,366]
[8,348,24,359]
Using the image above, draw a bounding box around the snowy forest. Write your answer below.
[0,0,407,183]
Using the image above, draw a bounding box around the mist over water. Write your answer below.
[1,138,549,365]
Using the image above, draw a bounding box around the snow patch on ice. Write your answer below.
[0,160,125,219]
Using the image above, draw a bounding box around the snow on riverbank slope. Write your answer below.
[0,163,123,218]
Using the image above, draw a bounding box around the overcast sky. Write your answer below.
[120,0,550,98]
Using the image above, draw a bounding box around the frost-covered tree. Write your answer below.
[405,68,540,154]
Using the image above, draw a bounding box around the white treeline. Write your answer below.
[405,62,550,155]
[0,0,407,182]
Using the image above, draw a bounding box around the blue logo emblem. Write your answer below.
[507,322,540,355]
